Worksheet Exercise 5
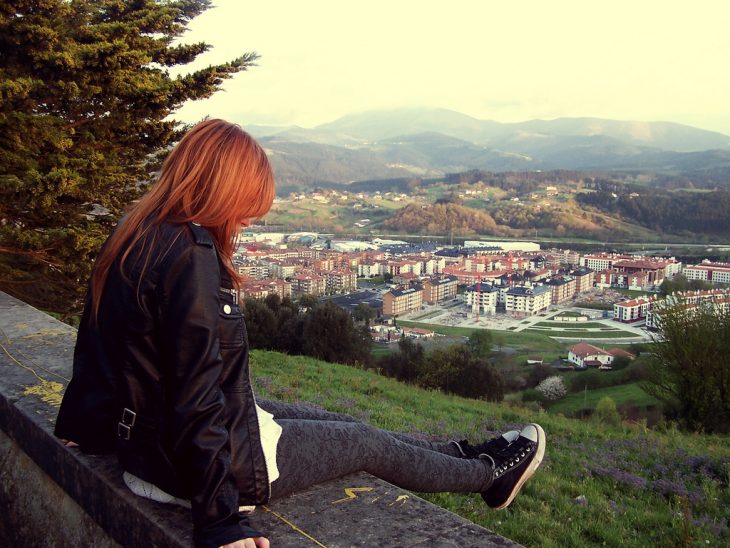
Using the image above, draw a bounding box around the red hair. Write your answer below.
[90,119,275,320]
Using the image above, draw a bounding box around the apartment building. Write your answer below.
[292,272,327,296]
[544,276,577,304]
[580,253,631,271]
[684,262,730,284]
[266,259,302,279]
[613,259,666,286]
[462,256,501,273]
[571,266,594,294]
[358,262,381,278]
[240,279,292,300]
[237,262,270,279]
[321,269,357,294]
[613,297,653,323]
[383,286,424,316]
[622,271,651,290]
[464,283,499,315]
[504,285,552,316]
[646,290,730,329]
[422,275,458,304]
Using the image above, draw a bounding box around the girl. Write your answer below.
[55,119,545,548]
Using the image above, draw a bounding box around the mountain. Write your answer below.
[316,107,502,143]
[258,137,430,187]
[315,108,730,152]
[502,118,730,153]
[244,108,730,187]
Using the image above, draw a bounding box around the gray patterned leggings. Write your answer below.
[256,400,492,500]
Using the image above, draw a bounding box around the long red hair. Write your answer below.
[90,119,275,320]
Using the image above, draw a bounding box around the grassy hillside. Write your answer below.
[250,350,730,547]
[547,382,658,417]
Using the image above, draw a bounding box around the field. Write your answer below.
[397,319,643,347]
[524,328,642,339]
[547,383,658,417]
[250,349,730,547]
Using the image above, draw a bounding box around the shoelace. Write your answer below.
[492,439,535,478]
[458,435,512,459]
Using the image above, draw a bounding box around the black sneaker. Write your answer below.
[450,430,520,459]
[480,423,545,509]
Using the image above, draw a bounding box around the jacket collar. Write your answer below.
[187,222,215,248]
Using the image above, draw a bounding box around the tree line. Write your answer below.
[376,330,505,402]
[577,184,730,236]
[243,295,372,366]
[243,295,505,403]
[383,203,500,235]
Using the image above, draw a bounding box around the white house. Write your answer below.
[567,342,614,368]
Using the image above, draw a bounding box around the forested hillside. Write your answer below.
[577,182,730,236]
[383,203,500,235]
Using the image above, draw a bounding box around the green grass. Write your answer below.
[574,302,614,311]
[250,350,730,547]
[548,383,659,416]
[551,311,585,318]
[371,345,397,357]
[524,328,642,339]
[397,320,565,352]
[613,288,652,298]
[533,321,609,329]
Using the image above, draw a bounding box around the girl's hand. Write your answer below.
[220,537,270,548]
[60,439,79,448]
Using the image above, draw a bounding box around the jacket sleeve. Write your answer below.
[157,244,263,547]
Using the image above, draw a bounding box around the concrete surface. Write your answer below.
[0,291,519,547]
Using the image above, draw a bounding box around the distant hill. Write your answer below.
[243,108,730,187]
[316,107,502,143]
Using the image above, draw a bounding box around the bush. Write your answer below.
[620,357,652,383]
[522,388,545,403]
[526,365,554,389]
[505,375,528,392]
[611,356,632,371]
[536,376,567,401]
[595,396,621,426]
[568,369,609,392]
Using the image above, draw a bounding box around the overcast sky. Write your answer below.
[172,0,730,135]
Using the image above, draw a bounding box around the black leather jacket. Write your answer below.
[55,221,269,548]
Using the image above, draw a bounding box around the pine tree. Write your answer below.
[0,0,258,317]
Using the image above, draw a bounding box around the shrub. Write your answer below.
[522,388,544,404]
[611,355,632,371]
[505,375,528,392]
[620,357,652,383]
[536,376,567,401]
[568,368,624,392]
[525,365,554,388]
[595,396,621,426]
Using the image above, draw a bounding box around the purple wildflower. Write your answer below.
[590,466,648,490]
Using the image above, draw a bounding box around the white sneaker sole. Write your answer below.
[494,423,546,510]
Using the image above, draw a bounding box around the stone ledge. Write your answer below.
[0,292,519,547]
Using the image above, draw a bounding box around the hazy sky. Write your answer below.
[173,0,730,134]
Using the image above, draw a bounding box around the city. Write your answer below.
[233,225,730,369]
